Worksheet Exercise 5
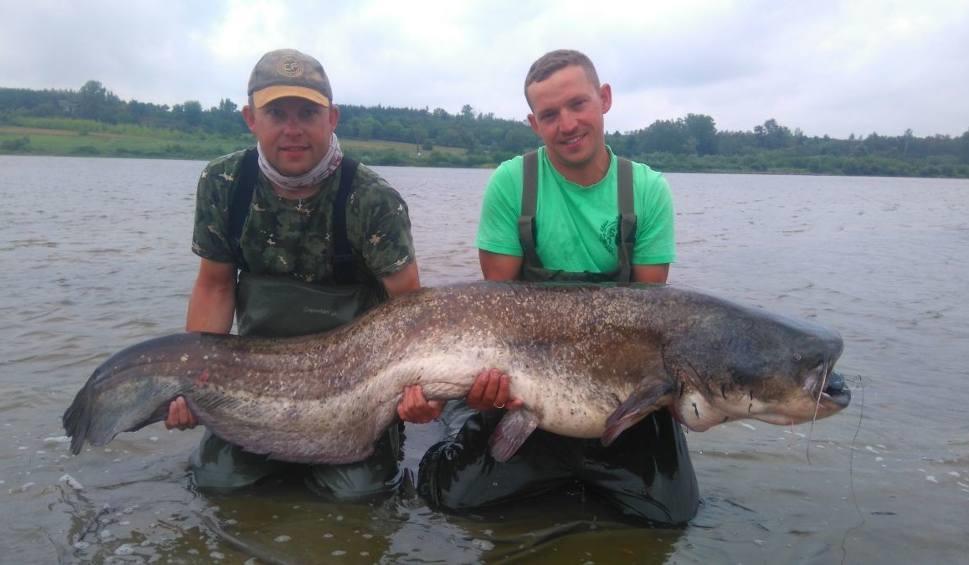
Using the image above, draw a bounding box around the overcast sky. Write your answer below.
[2,0,967,138]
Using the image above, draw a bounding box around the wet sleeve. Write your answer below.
[190,161,236,264]
[351,170,416,278]
[475,164,524,256]
[633,171,676,265]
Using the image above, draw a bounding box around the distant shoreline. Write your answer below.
[2,125,968,179]
[0,125,497,169]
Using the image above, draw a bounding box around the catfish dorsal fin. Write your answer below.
[488,409,540,462]
[602,379,675,446]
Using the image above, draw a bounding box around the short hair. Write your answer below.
[524,49,601,107]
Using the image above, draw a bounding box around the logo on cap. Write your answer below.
[278,58,304,78]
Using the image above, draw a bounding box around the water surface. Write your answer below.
[1,155,967,563]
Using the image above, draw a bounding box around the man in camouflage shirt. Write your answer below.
[164,49,437,498]
[190,150,414,287]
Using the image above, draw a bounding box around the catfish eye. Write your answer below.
[793,353,802,362]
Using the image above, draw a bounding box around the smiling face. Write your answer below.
[242,97,339,177]
[526,64,612,184]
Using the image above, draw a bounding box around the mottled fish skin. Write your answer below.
[63,282,849,464]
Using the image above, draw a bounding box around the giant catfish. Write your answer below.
[63,282,850,463]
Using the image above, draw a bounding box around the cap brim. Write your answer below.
[252,86,330,108]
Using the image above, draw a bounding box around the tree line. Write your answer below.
[2,80,968,177]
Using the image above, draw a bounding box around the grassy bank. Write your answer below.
[0,119,473,167]
[4,119,968,177]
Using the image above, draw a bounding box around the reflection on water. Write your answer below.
[1,155,968,563]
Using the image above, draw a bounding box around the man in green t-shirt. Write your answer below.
[415,49,699,525]
[164,49,437,498]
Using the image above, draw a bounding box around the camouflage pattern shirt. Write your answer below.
[191,149,415,283]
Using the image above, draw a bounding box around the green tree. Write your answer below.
[209,98,244,135]
[683,113,718,155]
[380,119,405,141]
[959,129,969,164]
[501,126,538,152]
[640,120,692,154]
[77,80,121,121]
[754,119,792,150]
[411,124,429,147]
[183,100,203,128]
[217,98,237,114]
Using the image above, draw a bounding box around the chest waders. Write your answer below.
[190,148,403,500]
[518,150,638,283]
[230,149,385,337]
[417,151,699,525]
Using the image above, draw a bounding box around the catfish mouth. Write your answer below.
[819,371,851,408]
[804,362,851,410]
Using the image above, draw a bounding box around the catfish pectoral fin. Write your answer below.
[602,380,675,446]
[488,409,540,462]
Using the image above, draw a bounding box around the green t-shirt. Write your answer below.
[192,150,415,283]
[476,147,675,273]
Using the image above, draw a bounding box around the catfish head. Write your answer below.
[664,295,850,432]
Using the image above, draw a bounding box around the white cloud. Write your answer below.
[2,0,967,137]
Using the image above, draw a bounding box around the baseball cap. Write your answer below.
[247,49,332,108]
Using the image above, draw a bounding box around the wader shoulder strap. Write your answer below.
[517,151,544,269]
[517,152,637,282]
[331,157,360,284]
[227,150,360,282]
[616,157,637,283]
[228,147,260,271]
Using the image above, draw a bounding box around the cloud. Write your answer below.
[2,0,967,137]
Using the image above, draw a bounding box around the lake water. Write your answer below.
[1,155,967,564]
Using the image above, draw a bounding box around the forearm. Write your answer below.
[186,290,234,333]
[186,282,235,333]
[171,258,235,429]
[479,250,522,281]
[632,264,670,284]
[381,260,421,298]
[185,262,237,333]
